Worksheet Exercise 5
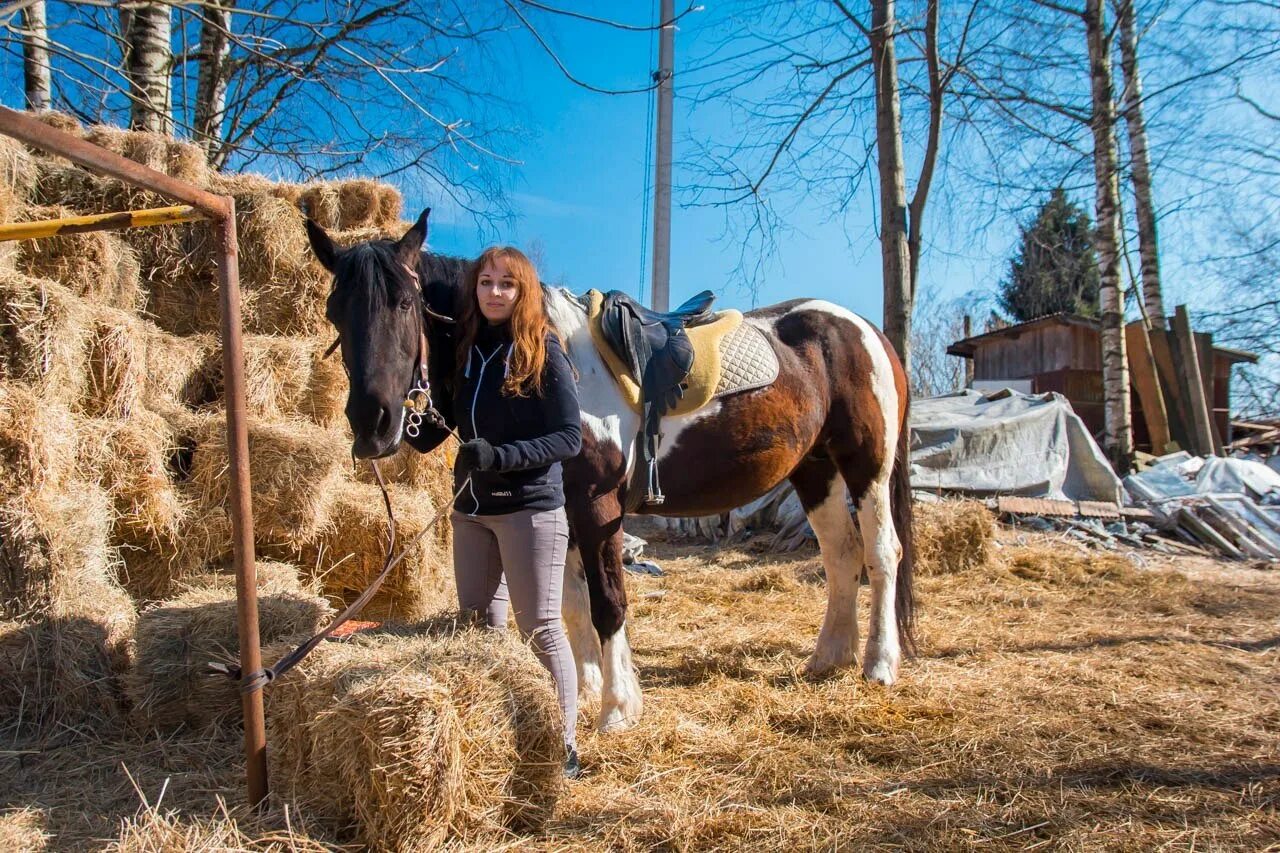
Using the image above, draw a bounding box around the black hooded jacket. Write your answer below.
[406,322,581,515]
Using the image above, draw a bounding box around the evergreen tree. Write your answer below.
[999,188,1101,321]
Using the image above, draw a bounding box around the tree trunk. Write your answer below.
[1115,0,1166,329]
[1085,0,1133,473]
[125,2,173,133]
[907,0,941,302]
[21,0,51,111]
[195,0,234,167]
[871,0,913,375]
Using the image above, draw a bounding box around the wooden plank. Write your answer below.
[1120,506,1156,522]
[1171,306,1217,457]
[997,496,1076,517]
[1175,507,1243,558]
[1125,321,1172,453]
[1078,500,1122,518]
[0,205,204,241]
[1148,328,1190,452]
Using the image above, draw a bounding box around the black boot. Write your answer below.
[564,745,582,780]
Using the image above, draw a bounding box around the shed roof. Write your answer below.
[946,313,1259,364]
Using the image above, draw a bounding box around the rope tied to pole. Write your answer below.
[210,454,469,694]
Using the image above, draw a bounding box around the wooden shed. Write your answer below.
[946,313,1258,454]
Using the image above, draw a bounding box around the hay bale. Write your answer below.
[0,481,117,618]
[80,409,189,551]
[142,328,217,409]
[0,808,49,852]
[232,192,328,337]
[0,272,92,407]
[0,383,78,492]
[0,133,37,223]
[267,481,453,622]
[127,564,332,732]
[190,417,348,546]
[82,307,149,418]
[266,623,563,847]
[298,183,341,230]
[913,499,994,575]
[354,438,458,496]
[0,479,134,734]
[195,335,346,425]
[14,205,142,310]
[82,125,210,187]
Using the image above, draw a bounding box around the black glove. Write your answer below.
[456,438,497,472]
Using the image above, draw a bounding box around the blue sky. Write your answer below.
[416,4,975,321]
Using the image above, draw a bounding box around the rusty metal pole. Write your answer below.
[214,201,268,806]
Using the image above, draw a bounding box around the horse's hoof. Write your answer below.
[804,649,857,678]
[862,659,898,686]
[596,705,640,733]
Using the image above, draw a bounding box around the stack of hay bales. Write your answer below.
[0,113,457,741]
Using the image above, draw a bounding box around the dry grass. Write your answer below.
[141,329,217,410]
[127,565,332,732]
[913,498,994,575]
[0,272,92,407]
[0,526,1276,849]
[0,807,48,852]
[266,620,564,849]
[190,417,348,547]
[267,481,454,622]
[83,307,148,419]
[0,382,78,492]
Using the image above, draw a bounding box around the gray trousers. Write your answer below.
[451,506,577,748]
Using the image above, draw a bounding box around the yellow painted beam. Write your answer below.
[0,205,205,242]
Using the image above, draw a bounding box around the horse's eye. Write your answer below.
[398,298,414,312]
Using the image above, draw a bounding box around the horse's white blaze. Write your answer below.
[793,300,902,684]
[803,474,864,674]
[598,620,642,732]
[562,545,603,698]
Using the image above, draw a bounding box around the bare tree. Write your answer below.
[1084,0,1133,470]
[20,0,50,110]
[124,1,173,133]
[871,0,915,367]
[193,0,233,162]
[1114,0,1166,328]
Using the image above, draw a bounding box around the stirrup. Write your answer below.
[644,458,665,506]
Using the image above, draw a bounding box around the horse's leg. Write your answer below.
[571,488,642,733]
[793,454,865,676]
[562,541,603,698]
[851,472,902,685]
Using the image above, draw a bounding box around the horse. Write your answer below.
[306,210,915,733]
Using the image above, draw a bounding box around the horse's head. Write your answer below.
[307,208,442,459]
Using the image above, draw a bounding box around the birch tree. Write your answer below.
[1114,0,1165,328]
[20,0,50,110]
[193,0,233,164]
[1084,0,1133,470]
[123,1,173,133]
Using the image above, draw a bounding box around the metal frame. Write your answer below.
[0,106,269,806]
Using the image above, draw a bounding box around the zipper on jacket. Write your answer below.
[465,344,505,516]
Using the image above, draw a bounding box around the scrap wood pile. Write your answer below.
[1123,452,1280,561]
[0,112,563,848]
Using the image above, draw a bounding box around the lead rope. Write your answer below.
[211,418,470,693]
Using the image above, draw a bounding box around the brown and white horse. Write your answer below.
[307,212,915,733]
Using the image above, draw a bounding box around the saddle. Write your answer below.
[585,289,742,508]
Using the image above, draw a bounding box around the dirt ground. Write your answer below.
[3,521,1277,851]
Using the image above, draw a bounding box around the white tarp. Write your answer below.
[909,389,1123,504]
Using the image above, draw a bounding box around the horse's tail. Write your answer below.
[891,395,916,656]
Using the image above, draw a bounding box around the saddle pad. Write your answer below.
[714,321,780,398]
[586,289,743,417]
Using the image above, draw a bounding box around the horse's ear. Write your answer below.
[397,208,431,266]
[305,218,337,272]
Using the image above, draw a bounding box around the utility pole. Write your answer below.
[650,0,674,311]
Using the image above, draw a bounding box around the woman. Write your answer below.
[407,246,583,778]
